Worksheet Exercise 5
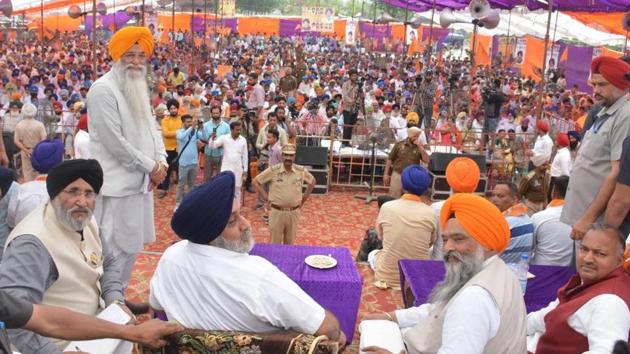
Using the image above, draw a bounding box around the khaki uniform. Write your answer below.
[519,170,549,216]
[255,163,315,244]
[388,139,423,198]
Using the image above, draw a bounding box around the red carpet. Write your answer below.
[126,184,405,353]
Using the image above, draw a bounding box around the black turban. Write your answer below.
[171,171,235,244]
[166,98,180,110]
[47,159,103,200]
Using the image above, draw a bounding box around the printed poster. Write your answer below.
[219,0,235,17]
[345,20,357,45]
[302,7,334,33]
[545,44,561,70]
[405,25,419,45]
[513,37,526,66]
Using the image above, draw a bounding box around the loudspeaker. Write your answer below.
[429,152,486,174]
[295,146,328,168]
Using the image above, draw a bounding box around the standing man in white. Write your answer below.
[210,121,248,201]
[87,26,167,289]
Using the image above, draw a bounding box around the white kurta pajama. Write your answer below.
[209,134,248,197]
[87,70,167,287]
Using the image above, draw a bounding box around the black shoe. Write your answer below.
[124,300,150,315]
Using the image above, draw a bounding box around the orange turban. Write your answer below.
[591,56,630,91]
[445,157,480,193]
[440,194,510,252]
[10,92,21,101]
[108,26,154,62]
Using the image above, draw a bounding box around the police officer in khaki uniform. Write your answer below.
[253,144,315,244]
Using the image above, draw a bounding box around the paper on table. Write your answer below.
[65,303,134,354]
[358,320,406,354]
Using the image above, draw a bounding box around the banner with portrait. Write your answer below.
[545,44,561,70]
[512,37,526,66]
[219,0,236,17]
[495,36,517,65]
[405,25,419,45]
[345,20,357,45]
[301,7,334,33]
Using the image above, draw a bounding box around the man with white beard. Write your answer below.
[361,193,527,354]
[87,27,167,295]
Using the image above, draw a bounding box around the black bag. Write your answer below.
[356,228,382,262]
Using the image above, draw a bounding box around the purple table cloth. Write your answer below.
[399,259,575,313]
[250,243,363,343]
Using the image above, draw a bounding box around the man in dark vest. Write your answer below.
[526,226,630,354]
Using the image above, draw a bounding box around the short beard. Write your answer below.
[52,199,93,232]
[428,246,485,305]
[210,228,255,254]
[112,61,151,125]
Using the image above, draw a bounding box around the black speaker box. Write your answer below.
[428,152,486,174]
[295,146,328,168]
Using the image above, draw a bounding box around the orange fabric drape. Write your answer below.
[238,17,279,36]
[471,33,491,66]
[391,23,405,43]
[157,13,197,32]
[521,35,546,81]
[566,12,628,36]
[321,19,346,41]
[602,47,623,58]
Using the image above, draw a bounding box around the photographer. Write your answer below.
[482,78,506,153]
[412,72,436,134]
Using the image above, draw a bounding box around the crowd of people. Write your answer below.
[0,21,627,354]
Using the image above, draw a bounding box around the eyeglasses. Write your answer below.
[63,188,97,200]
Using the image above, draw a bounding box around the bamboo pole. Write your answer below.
[426,0,436,66]
[537,0,554,120]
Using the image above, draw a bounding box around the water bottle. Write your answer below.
[517,253,529,294]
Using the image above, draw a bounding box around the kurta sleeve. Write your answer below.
[241,139,249,172]
[87,84,157,174]
[100,236,124,305]
[0,235,61,354]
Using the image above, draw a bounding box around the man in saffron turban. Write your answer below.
[361,194,527,354]
[87,26,167,300]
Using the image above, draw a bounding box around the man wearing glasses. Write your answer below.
[0,159,132,353]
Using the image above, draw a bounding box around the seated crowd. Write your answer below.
[0,23,628,354]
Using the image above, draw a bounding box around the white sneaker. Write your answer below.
[173,203,180,212]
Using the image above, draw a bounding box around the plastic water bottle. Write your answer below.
[517,253,529,294]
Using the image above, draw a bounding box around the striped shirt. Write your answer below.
[500,214,535,264]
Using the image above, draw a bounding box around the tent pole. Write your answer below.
[113,0,116,32]
[92,0,97,77]
[427,0,436,66]
[537,0,553,120]
[191,0,195,75]
[40,0,43,44]
[504,9,511,67]
[371,0,377,52]
[471,22,478,67]
[551,9,559,49]
[402,3,409,59]
[624,30,628,54]
[171,1,175,48]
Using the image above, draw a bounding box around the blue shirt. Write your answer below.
[176,127,200,167]
[202,120,230,157]
[500,214,535,264]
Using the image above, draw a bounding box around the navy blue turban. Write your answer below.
[171,171,235,244]
[31,140,64,174]
[47,159,103,200]
[401,165,431,196]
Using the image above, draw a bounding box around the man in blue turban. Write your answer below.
[368,164,437,289]
[150,171,346,345]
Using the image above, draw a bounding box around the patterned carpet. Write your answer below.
[125,181,404,353]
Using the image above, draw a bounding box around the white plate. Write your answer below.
[527,271,535,279]
[305,255,337,269]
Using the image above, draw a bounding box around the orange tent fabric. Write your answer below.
[157,14,197,32]
[321,19,346,41]
[471,33,491,66]
[566,12,628,36]
[238,17,279,36]
[391,24,405,43]
[520,35,545,81]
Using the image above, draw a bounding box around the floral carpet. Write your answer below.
[125,182,404,353]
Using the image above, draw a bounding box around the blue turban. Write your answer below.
[171,171,235,244]
[32,140,64,174]
[568,130,581,142]
[401,165,431,196]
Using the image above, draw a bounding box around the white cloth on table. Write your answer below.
[527,294,630,354]
[209,134,248,188]
[149,241,325,334]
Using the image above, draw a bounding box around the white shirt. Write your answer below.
[527,294,630,354]
[550,147,572,177]
[530,204,573,266]
[149,241,325,334]
[390,115,407,141]
[74,130,90,159]
[210,134,248,187]
[7,180,48,228]
[533,134,554,160]
[395,256,501,354]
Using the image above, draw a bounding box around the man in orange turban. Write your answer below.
[429,157,481,259]
[108,26,154,62]
[361,194,526,354]
[561,55,630,240]
[87,25,167,305]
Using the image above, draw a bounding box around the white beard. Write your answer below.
[112,61,151,125]
[428,246,485,305]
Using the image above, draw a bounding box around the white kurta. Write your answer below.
[533,134,554,160]
[550,147,572,177]
[149,241,325,334]
[73,130,90,159]
[6,180,48,228]
[210,134,248,188]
